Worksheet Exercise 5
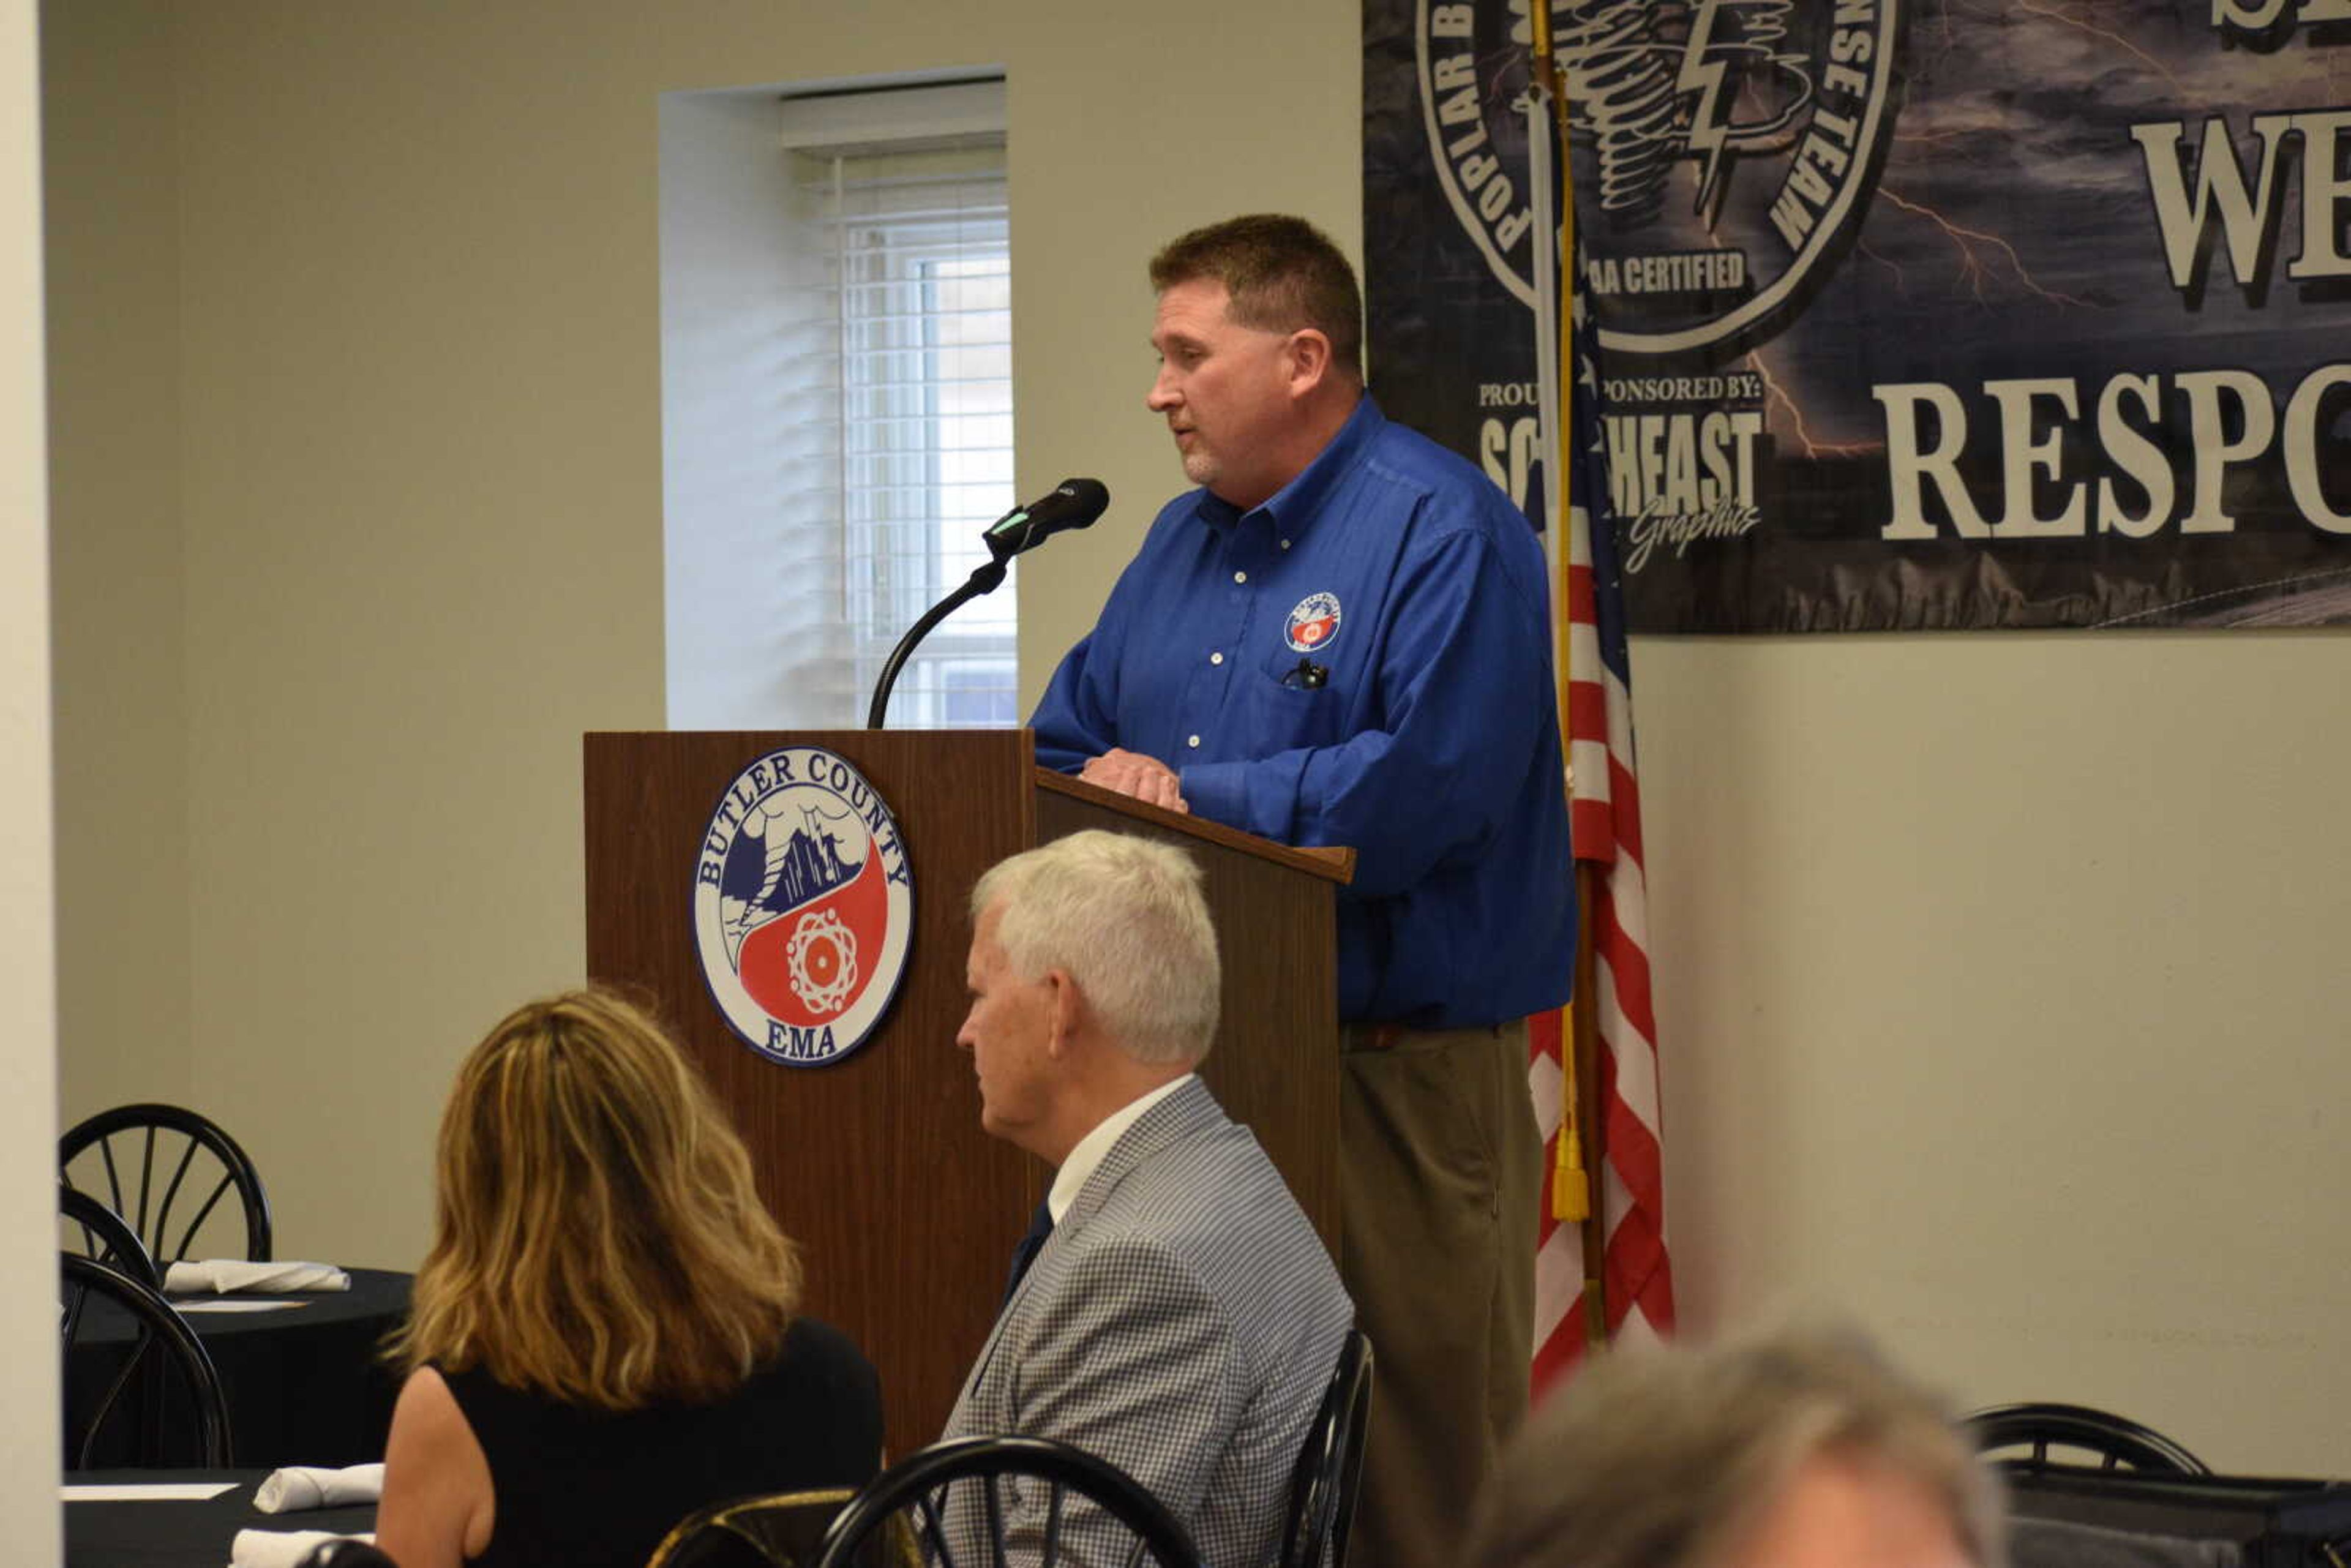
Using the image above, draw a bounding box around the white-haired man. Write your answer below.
[944,828,1353,1568]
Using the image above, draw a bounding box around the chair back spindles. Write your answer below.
[1279,1329,1376,1568]
[1038,1482,1072,1568]
[59,1252,234,1468]
[911,1491,956,1568]
[61,1182,163,1291]
[1966,1401,2208,1476]
[981,1472,1012,1568]
[645,1486,861,1568]
[812,1436,1202,1568]
[60,1103,273,1264]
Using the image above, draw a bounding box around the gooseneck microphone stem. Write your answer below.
[865,478,1106,730]
[866,558,1008,730]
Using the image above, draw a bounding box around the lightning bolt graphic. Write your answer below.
[1677,0,1739,228]
[1857,239,1907,290]
[1877,188,2096,308]
[1746,348,1881,460]
[1890,129,1977,148]
[2013,0,2183,93]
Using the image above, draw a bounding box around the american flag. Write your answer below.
[1524,67,1675,1398]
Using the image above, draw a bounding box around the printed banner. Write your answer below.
[1364,0,2351,631]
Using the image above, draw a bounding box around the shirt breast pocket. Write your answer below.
[1245,646,1345,749]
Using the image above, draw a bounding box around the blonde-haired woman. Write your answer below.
[377,989,882,1568]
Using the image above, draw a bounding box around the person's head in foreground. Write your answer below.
[1464,1324,2006,1568]
[959,829,1219,1164]
[392,986,801,1402]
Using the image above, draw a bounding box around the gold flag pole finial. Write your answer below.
[1532,2,1574,275]
[1529,0,1564,98]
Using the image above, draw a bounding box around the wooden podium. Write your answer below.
[583,729,1351,1450]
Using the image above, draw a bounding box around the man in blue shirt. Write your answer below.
[1030,214,1576,1568]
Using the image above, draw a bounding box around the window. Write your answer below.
[658,77,1013,731]
[828,152,1015,726]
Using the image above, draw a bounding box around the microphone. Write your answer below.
[868,478,1109,728]
[983,478,1109,561]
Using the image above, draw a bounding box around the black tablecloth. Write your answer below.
[64,1469,377,1568]
[67,1267,411,1469]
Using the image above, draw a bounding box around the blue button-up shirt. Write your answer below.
[1032,397,1576,1027]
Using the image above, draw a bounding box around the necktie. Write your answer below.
[1001,1198,1054,1307]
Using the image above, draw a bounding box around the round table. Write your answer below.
[65,1469,377,1568]
[67,1267,412,1469]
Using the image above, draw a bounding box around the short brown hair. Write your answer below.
[1466,1325,2006,1568]
[389,989,802,1409]
[1150,214,1363,380]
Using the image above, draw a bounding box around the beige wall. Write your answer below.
[1639,633,2351,1472]
[45,0,191,1123]
[47,0,1363,1266]
[7,0,61,1551]
[40,0,2349,1481]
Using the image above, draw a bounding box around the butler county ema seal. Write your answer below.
[693,746,913,1066]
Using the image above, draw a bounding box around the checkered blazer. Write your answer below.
[942,1078,1353,1568]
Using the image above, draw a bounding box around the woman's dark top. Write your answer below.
[438,1315,883,1568]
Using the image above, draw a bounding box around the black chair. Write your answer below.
[1966,1401,2210,1475]
[648,1488,860,1568]
[294,1544,399,1568]
[61,1252,234,1468]
[2003,1468,2351,1568]
[1278,1328,1374,1568]
[59,1101,274,1264]
[60,1179,163,1290]
[811,1436,1204,1568]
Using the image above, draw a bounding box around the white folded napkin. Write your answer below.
[253,1463,384,1514]
[163,1259,351,1296]
[228,1528,376,1568]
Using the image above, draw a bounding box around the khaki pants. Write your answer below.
[1339,1019,1540,1568]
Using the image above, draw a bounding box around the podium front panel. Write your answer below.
[586,729,1037,1452]
[587,730,1343,1450]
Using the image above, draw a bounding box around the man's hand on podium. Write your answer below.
[1079,748,1189,814]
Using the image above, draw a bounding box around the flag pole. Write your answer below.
[1526,2,1609,1352]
